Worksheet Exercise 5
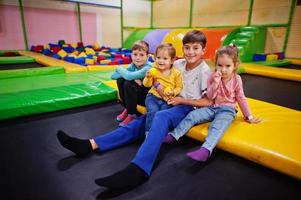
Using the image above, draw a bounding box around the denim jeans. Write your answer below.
[94,104,194,175]
[145,94,171,131]
[170,106,236,154]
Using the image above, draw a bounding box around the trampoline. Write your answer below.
[0,62,45,70]
[0,74,301,200]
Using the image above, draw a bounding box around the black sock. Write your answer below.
[95,163,149,189]
[56,130,92,157]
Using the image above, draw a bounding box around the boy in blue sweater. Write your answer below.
[111,40,152,126]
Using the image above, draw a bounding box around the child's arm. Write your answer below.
[167,96,213,107]
[143,71,154,88]
[172,71,183,96]
[235,76,262,124]
[116,63,151,81]
[111,71,122,80]
[206,71,221,100]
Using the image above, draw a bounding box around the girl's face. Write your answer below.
[131,49,148,67]
[216,54,237,80]
[182,43,205,67]
[155,49,174,71]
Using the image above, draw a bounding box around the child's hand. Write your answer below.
[246,116,262,124]
[145,71,152,78]
[134,79,142,86]
[213,71,222,83]
[163,87,174,97]
[148,68,159,78]
[167,97,184,106]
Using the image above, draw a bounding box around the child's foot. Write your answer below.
[163,134,176,144]
[95,163,149,189]
[116,109,128,122]
[119,114,135,127]
[56,130,92,157]
[186,147,210,162]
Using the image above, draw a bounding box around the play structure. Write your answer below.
[1,0,301,199]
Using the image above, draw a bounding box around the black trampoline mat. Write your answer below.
[0,62,45,70]
[1,75,301,200]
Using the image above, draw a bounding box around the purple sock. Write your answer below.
[186,147,210,162]
[163,134,176,144]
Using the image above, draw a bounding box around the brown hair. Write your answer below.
[155,43,176,60]
[182,30,207,48]
[132,40,149,54]
[215,45,240,71]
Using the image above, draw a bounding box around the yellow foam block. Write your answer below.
[242,63,301,82]
[85,47,95,55]
[136,98,301,180]
[103,80,119,99]
[57,49,67,58]
[93,42,100,50]
[186,98,301,180]
[85,58,94,65]
[266,54,278,61]
[78,52,87,58]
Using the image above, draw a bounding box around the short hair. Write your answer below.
[132,40,149,54]
[155,43,176,60]
[215,45,240,71]
[182,30,207,48]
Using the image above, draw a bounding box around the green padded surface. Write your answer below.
[0,82,116,120]
[247,59,292,67]
[0,71,114,94]
[0,56,35,64]
[0,71,116,120]
[0,66,65,79]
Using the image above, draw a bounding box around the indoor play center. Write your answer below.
[0,0,301,199]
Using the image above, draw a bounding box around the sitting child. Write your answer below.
[111,40,152,126]
[143,43,182,135]
[164,45,262,162]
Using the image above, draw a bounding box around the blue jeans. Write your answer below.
[93,104,194,176]
[170,106,236,154]
[145,94,171,131]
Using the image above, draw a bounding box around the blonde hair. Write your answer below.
[155,43,176,60]
[215,45,240,71]
[132,40,149,54]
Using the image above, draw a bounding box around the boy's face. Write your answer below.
[182,43,205,66]
[131,49,148,68]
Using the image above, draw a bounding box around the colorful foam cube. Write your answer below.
[93,42,101,50]
[64,56,75,63]
[253,54,267,61]
[266,54,278,61]
[78,52,87,58]
[58,40,66,46]
[51,47,61,54]
[57,49,68,58]
[85,47,95,55]
[275,52,285,60]
[77,42,84,47]
[63,46,75,53]
[85,58,94,65]
[71,43,77,48]
[100,60,111,65]
[42,49,52,56]
[52,54,61,59]
[122,57,131,64]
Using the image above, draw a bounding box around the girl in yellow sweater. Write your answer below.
[143,43,182,135]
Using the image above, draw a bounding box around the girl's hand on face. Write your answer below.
[246,116,262,124]
[213,71,222,83]
[167,97,183,106]
[134,79,142,86]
